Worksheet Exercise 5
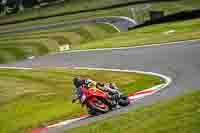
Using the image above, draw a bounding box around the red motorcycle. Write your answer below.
[78,85,130,115]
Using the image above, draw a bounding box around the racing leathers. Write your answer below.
[72,78,120,103]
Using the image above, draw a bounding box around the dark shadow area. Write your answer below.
[132,9,200,29]
[0,0,180,26]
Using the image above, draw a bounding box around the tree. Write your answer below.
[5,0,20,14]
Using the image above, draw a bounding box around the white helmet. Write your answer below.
[84,79,95,88]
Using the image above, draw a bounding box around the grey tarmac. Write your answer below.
[0,16,137,36]
[1,40,200,133]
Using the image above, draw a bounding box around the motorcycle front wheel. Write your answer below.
[87,98,110,115]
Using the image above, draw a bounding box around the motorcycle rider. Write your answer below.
[72,77,120,104]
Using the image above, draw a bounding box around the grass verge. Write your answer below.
[0,23,117,64]
[0,68,163,133]
[0,41,52,64]
[0,0,200,31]
[73,18,200,49]
[0,18,199,64]
[0,0,145,24]
[65,90,200,133]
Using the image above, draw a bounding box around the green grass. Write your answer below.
[0,23,117,44]
[73,18,200,49]
[0,18,199,64]
[0,0,200,31]
[151,0,200,14]
[0,0,143,24]
[0,6,131,31]
[0,23,117,63]
[0,68,163,133]
[0,41,51,63]
[65,90,200,133]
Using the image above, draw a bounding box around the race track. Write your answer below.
[1,39,200,132]
[0,16,137,36]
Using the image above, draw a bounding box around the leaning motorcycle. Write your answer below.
[77,86,130,115]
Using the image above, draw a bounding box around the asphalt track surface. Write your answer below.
[0,16,137,36]
[1,40,200,132]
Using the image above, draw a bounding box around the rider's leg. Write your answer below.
[109,83,119,90]
[104,83,119,94]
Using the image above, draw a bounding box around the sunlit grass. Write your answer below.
[0,68,163,133]
[74,18,200,49]
[65,90,200,133]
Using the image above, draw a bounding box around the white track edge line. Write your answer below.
[60,39,200,53]
[0,66,171,129]
[44,67,172,128]
[102,22,121,32]
[0,67,32,70]
[0,66,172,88]
[0,66,171,94]
[73,67,172,89]
[0,67,171,91]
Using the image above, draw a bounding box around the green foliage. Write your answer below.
[65,90,200,133]
[0,41,49,63]
[0,0,199,30]
[0,23,117,63]
[74,18,200,49]
[0,68,163,133]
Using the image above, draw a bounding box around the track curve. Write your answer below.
[0,16,137,36]
[1,39,200,132]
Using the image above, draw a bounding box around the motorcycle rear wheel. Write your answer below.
[118,95,130,107]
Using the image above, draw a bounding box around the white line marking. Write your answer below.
[60,39,200,53]
[73,67,172,88]
[129,90,157,100]
[47,116,89,128]
[0,66,171,130]
[102,22,121,32]
[43,67,171,129]
[111,16,137,25]
[0,66,171,88]
[0,67,32,70]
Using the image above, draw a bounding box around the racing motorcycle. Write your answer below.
[78,85,130,115]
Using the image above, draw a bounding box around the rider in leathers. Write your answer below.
[72,77,120,104]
